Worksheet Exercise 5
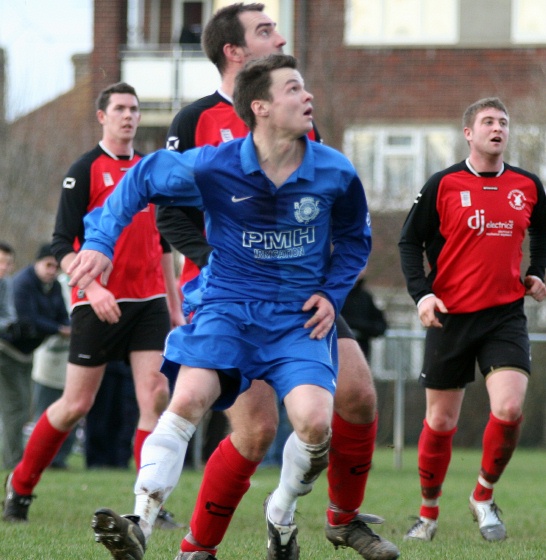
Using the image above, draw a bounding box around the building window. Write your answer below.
[343,126,456,211]
[512,0,546,43]
[509,125,546,179]
[178,2,205,47]
[345,0,458,46]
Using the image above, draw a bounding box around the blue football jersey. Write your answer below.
[83,134,371,313]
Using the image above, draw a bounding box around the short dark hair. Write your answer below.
[96,82,139,112]
[233,53,297,131]
[202,3,265,75]
[463,97,508,129]
[0,241,15,256]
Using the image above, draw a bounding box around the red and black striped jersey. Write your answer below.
[399,160,546,314]
[52,144,170,308]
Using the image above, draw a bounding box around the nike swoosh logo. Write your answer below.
[231,195,253,203]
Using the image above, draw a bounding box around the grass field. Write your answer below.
[0,446,543,559]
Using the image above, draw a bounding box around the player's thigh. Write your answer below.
[226,380,278,460]
[62,362,106,408]
[284,384,334,442]
[130,350,169,416]
[486,369,528,421]
[49,362,106,428]
[335,337,376,422]
[227,380,278,434]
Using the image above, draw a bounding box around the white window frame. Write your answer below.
[509,125,546,179]
[343,125,457,212]
[511,0,546,44]
[345,0,458,46]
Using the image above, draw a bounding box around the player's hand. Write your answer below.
[68,250,113,289]
[84,282,122,324]
[418,295,447,328]
[58,325,71,338]
[169,306,186,328]
[302,293,335,340]
[524,275,546,302]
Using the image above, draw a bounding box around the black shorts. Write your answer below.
[420,299,530,390]
[336,314,355,340]
[69,298,170,367]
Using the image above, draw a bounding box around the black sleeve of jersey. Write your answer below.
[398,172,444,304]
[526,173,546,280]
[51,153,93,264]
[166,103,203,153]
[163,102,214,267]
[156,206,212,269]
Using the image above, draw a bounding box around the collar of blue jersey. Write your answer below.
[240,133,316,183]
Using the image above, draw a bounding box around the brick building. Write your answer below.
[3,0,546,444]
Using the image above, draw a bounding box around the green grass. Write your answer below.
[0,446,543,559]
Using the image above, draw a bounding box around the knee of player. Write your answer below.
[492,399,524,423]
[142,377,170,415]
[231,424,278,461]
[61,395,94,425]
[297,416,332,445]
[334,386,376,421]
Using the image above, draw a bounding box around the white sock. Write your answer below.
[267,431,330,526]
[134,411,195,540]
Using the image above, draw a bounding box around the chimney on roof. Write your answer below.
[72,53,91,84]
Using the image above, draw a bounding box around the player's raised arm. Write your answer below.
[69,148,203,288]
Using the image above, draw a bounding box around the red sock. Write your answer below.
[133,429,151,472]
[182,435,259,551]
[417,420,457,520]
[326,412,377,526]
[473,413,522,501]
[12,412,70,495]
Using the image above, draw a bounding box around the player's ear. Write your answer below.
[251,99,269,118]
[224,43,245,64]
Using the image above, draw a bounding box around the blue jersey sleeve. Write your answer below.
[321,171,372,313]
[82,149,203,259]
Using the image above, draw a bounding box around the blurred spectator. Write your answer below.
[30,272,76,469]
[341,271,388,359]
[0,243,70,469]
[0,241,17,467]
[178,24,202,48]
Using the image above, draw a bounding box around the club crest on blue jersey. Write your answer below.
[294,197,319,224]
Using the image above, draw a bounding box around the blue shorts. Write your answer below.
[161,300,338,410]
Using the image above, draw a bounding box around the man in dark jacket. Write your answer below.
[0,243,70,470]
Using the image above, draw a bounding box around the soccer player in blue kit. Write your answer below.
[69,54,372,560]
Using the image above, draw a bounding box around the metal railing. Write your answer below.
[382,328,546,469]
[120,46,220,113]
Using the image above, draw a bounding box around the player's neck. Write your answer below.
[220,73,236,99]
[100,137,134,158]
[253,133,305,187]
[467,153,504,175]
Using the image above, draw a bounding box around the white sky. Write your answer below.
[0,0,93,121]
